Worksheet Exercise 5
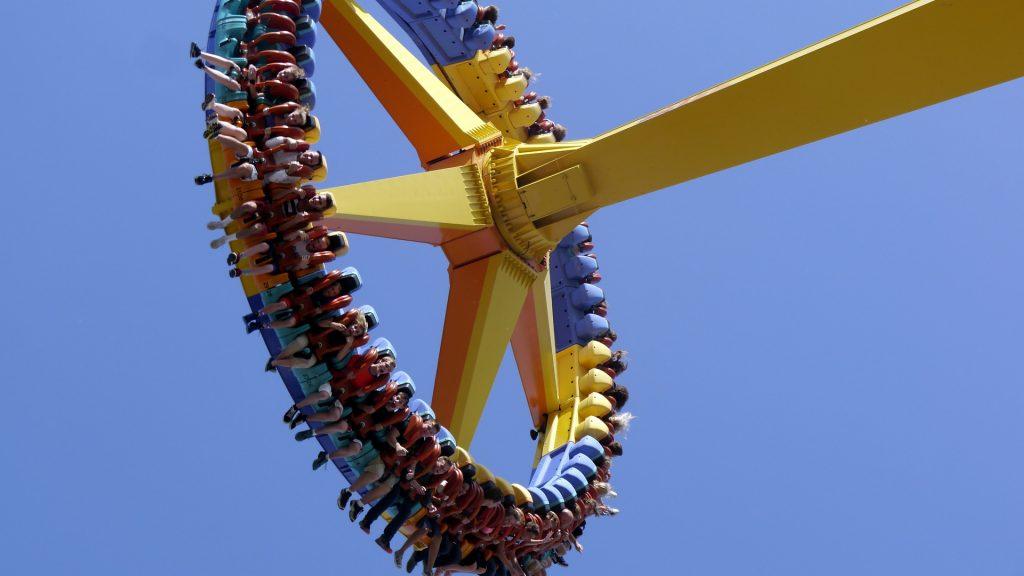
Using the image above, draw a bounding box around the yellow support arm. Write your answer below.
[431,251,540,446]
[321,0,502,165]
[321,165,492,245]
[518,0,1024,225]
[510,269,562,427]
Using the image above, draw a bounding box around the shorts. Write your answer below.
[239,163,259,181]
[317,383,331,396]
[363,457,385,479]
[233,143,254,159]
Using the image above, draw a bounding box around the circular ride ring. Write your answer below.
[201,0,627,557]
[201,0,1024,566]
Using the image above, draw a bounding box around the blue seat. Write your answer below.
[539,484,565,508]
[570,283,605,311]
[529,452,557,487]
[409,399,436,419]
[391,370,415,395]
[445,1,478,29]
[551,478,577,502]
[292,78,317,109]
[436,426,457,451]
[463,22,496,52]
[301,0,323,20]
[564,454,598,480]
[288,45,316,76]
[357,305,379,330]
[575,314,610,343]
[528,487,550,511]
[561,468,589,493]
[565,255,598,280]
[429,0,461,10]
[295,15,318,47]
[569,436,604,462]
[558,225,591,248]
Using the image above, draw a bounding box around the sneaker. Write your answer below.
[529,429,539,440]
[264,357,276,372]
[194,59,205,70]
[294,429,314,442]
[201,93,215,111]
[190,42,201,59]
[374,535,392,554]
[194,174,213,185]
[288,413,307,430]
[350,500,365,523]
[245,320,262,334]
[228,268,242,278]
[336,489,352,509]
[393,551,405,568]
[226,252,239,265]
[282,405,299,423]
[312,451,329,471]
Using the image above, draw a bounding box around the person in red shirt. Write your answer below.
[246,271,354,332]
[227,229,347,277]
[286,349,395,433]
[207,191,333,249]
[270,308,368,370]
[350,388,411,436]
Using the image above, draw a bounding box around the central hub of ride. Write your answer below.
[482,146,556,265]
[480,143,594,266]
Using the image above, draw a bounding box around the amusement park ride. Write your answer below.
[200,0,1023,569]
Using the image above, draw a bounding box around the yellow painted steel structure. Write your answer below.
[316,0,1024,454]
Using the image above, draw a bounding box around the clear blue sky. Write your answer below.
[3,1,1022,575]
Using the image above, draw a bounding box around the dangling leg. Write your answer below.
[394,526,427,568]
[211,134,252,158]
[196,61,242,91]
[273,333,309,361]
[207,121,249,142]
[210,102,245,122]
[282,377,328,423]
[211,222,266,249]
[332,454,382,507]
[313,418,349,436]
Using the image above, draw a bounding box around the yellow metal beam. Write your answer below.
[519,0,1024,218]
[320,0,502,165]
[321,165,492,245]
[431,251,540,446]
[510,269,562,427]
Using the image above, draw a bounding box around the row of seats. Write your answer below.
[196,2,622,576]
[376,0,568,145]
[530,224,631,501]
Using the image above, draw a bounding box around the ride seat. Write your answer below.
[444,1,479,29]
[508,102,543,128]
[575,314,610,344]
[570,283,605,311]
[578,340,612,369]
[578,392,613,420]
[574,415,610,442]
[295,15,318,47]
[495,73,528,102]
[578,368,613,396]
